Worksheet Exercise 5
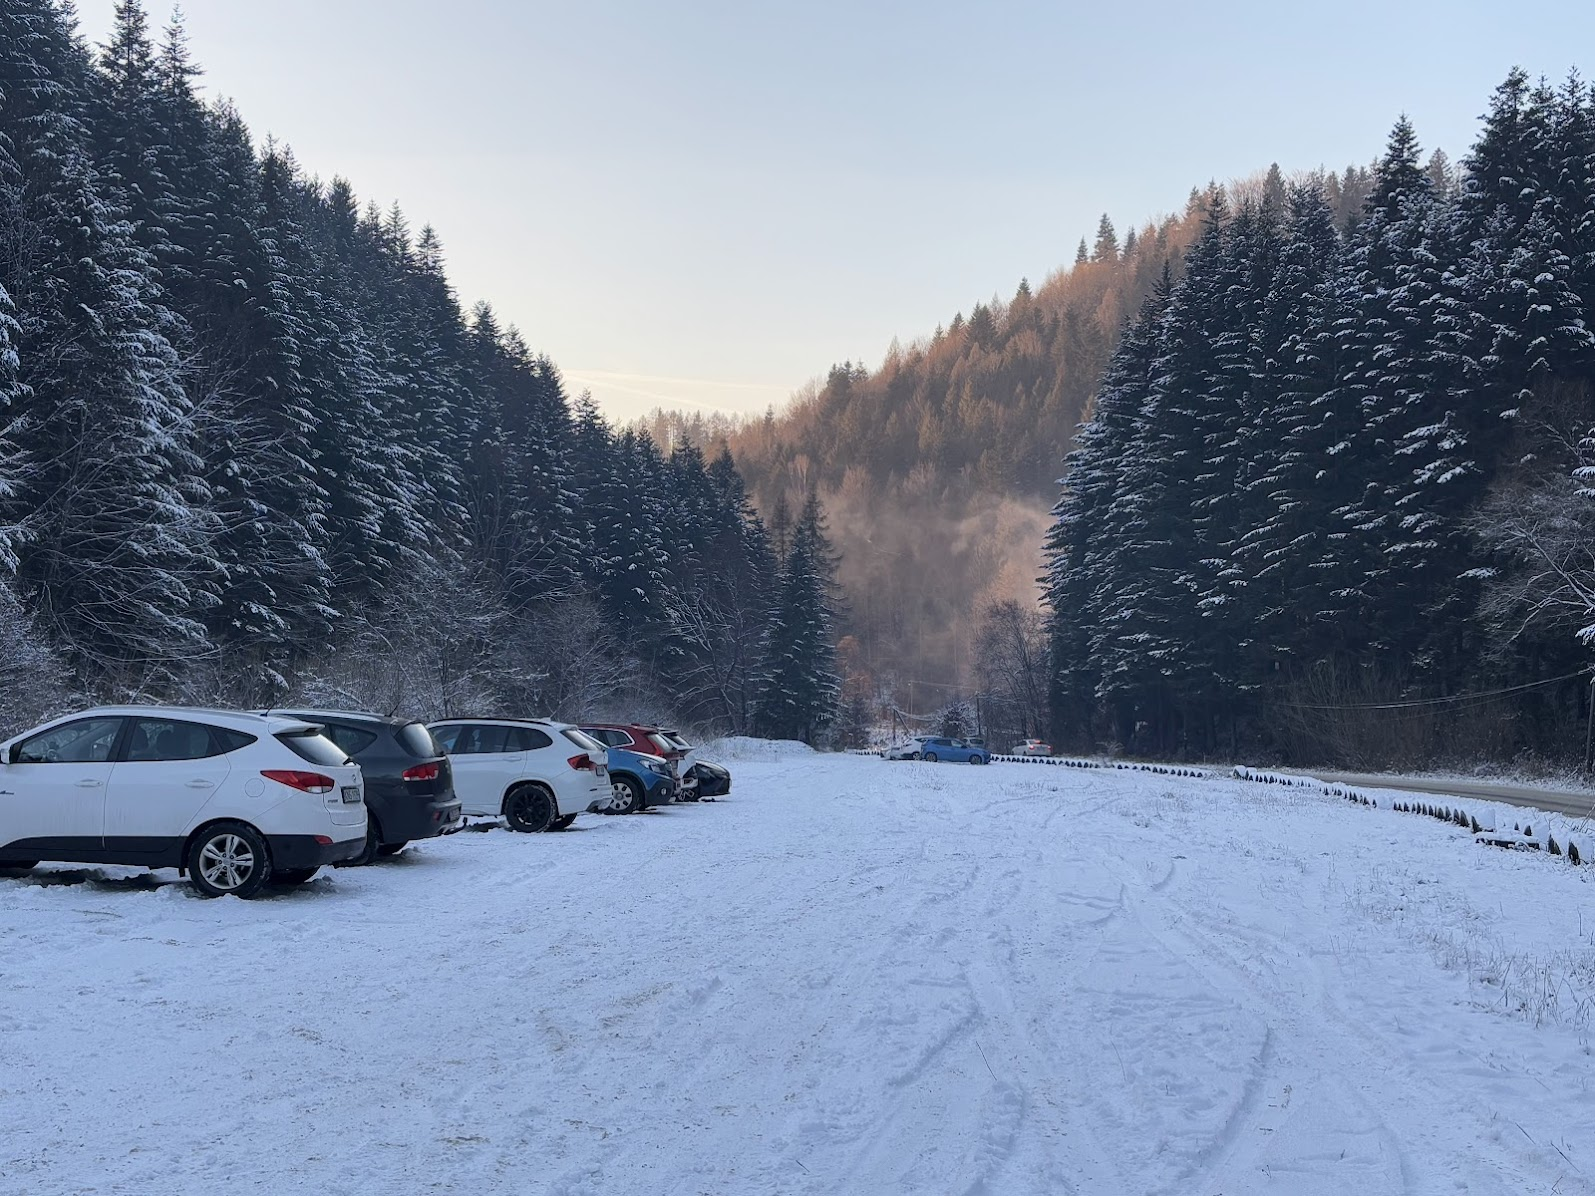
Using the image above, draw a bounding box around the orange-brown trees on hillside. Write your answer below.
[642,167,1378,720]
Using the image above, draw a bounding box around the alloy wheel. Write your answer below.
[199,834,255,891]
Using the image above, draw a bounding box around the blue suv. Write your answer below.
[593,743,677,814]
[918,737,991,764]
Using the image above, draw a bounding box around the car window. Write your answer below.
[562,728,604,752]
[647,733,675,755]
[503,726,551,752]
[275,730,351,766]
[397,723,440,758]
[455,725,508,755]
[321,724,380,757]
[430,724,463,753]
[587,729,627,747]
[124,718,229,762]
[13,717,123,764]
[213,728,258,754]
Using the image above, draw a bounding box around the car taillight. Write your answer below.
[402,762,440,782]
[567,754,593,771]
[262,769,336,794]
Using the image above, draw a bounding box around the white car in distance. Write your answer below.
[0,707,367,897]
[884,737,929,761]
[429,718,611,832]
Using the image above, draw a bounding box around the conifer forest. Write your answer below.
[0,0,838,740]
[709,72,1595,769]
[7,0,1595,770]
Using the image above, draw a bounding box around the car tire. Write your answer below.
[552,814,577,830]
[271,867,319,886]
[377,841,408,857]
[607,775,642,814]
[924,752,939,763]
[971,755,987,765]
[339,820,381,867]
[504,784,556,833]
[187,822,272,899]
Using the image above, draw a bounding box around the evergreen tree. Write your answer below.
[0,0,215,686]
[756,492,839,743]
[1093,214,1119,261]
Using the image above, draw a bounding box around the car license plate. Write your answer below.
[341,786,361,803]
[594,765,607,779]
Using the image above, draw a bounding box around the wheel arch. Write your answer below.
[501,779,556,817]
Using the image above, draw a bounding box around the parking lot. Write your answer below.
[3,751,1592,1195]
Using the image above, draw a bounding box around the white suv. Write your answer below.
[0,707,366,897]
[430,718,610,832]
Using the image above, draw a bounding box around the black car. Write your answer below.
[686,759,732,800]
[267,710,460,865]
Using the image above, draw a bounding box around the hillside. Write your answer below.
[648,165,1385,714]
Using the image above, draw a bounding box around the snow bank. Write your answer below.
[699,735,816,762]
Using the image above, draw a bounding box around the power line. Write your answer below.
[1280,669,1591,712]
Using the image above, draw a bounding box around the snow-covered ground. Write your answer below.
[2,753,1593,1195]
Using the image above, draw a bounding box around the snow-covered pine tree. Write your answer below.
[1231,183,1352,667]
[1044,268,1171,747]
[658,444,776,731]
[756,492,840,743]
[0,0,215,689]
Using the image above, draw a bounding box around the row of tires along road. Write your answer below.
[0,705,730,899]
[1234,767,1586,867]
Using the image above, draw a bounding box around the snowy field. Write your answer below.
[2,750,1593,1195]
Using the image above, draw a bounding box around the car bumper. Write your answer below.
[578,787,614,815]
[640,776,676,807]
[267,833,365,870]
[380,797,463,843]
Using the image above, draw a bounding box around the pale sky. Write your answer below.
[75,0,1595,421]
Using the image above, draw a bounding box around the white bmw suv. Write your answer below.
[429,718,610,832]
[0,707,366,897]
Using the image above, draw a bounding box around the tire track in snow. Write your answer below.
[1113,836,1589,1196]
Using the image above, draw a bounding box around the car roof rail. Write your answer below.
[432,714,553,725]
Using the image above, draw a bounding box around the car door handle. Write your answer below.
[76,779,103,788]
[185,780,215,789]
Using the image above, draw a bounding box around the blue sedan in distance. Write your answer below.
[917,737,991,764]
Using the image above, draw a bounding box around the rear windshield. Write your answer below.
[397,722,440,758]
[562,728,604,752]
[275,730,351,766]
[658,732,692,751]
[647,733,677,755]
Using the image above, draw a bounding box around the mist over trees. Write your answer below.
[1046,72,1595,767]
[0,0,837,740]
[646,167,1376,728]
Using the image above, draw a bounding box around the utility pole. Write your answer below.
[1584,672,1595,775]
